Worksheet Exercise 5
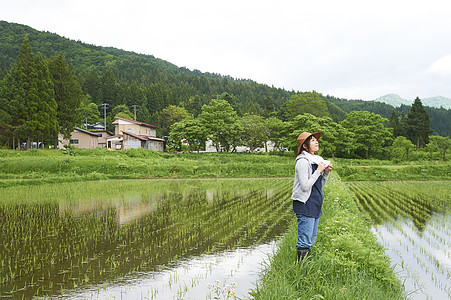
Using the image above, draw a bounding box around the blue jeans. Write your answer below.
[296,214,319,248]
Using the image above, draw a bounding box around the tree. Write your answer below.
[48,52,85,146]
[0,36,57,149]
[0,107,13,147]
[282,113,354,158]
[0,36,33,149]
[183,95,205,117]
[426,136,451,160]
[399,111,408,137]
[406,97,432,149]
[240,114,266,153]
[198,99,242,152]
[128,82,151,125]
[159,105,192,137]
[168,118,207,152]
[111,104,134,121]
[218,92,239,112]
[391,136,415,161]
[76,97,101,127]
[33,52,58,146]
[101,69,119,106]
[389,110,403,138]
[262,96,276,117]
[80,70,103,105]
[265,117,286,152]
[341,111,393,159]
[280,91,330,121]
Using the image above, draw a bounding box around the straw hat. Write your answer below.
[297,132,321,155]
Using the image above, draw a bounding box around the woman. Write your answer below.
[291,132,332,261]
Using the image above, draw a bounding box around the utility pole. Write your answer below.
[101,103,108,130]
[132,105,138,121]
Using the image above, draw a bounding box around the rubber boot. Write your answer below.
[297,247,310,261]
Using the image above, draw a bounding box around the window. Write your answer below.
[69,139,79,145]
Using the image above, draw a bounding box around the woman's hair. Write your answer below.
[302,135,315,153]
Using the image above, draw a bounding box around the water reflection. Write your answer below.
[372,213,450,300]
[346,181,450,300]
[0,178,292,299]
[63,241,279,300]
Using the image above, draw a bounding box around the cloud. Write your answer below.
[427,54,451,76]
[2,0,451,99]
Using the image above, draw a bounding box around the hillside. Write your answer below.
[0,20,450,137]
[374,94,451,109]
[0,20,293,118]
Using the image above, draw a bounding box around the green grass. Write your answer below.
[251,173,407,300]
[0,149,295,187]
[2,150,449,187]
[333,158,451,181]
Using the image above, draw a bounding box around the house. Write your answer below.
[90,129,114,149]
[91,122,106,130]
[106,116,165,151]
[82,122,106,130]
[58,127,102,149]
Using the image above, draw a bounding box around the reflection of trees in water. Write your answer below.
[0,179,292,299]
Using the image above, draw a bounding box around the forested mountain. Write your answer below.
[0,20,292,123]
[1,20,450,138]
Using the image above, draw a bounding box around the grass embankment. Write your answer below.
[333,158,451,181]
[252,173,406,300]
[0,149,295,187]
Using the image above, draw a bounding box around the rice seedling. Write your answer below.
[346,180,450,299]
[0,178,293,299]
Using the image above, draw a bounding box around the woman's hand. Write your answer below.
[317,161,327,173]
[324,163,333,173]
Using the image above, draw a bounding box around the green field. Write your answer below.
[1,149,449,188]
[1,149,449,299]
[1,178,293,299]
[333,158,451,181]
[0,149,295,187]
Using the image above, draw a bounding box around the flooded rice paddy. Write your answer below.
[0,178,293,299]
[347,180,450,300]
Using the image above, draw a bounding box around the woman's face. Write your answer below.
[306,136,319,153]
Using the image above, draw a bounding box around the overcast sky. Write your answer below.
[2,0,451,100]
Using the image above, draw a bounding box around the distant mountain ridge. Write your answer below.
[374,94,451,109]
